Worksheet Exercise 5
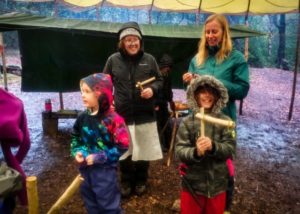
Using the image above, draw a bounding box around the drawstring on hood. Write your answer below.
[187,75,228,114]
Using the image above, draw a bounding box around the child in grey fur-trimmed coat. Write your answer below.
[175,75,236,214]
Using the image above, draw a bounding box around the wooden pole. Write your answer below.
[47,174,83,214]
[239,0,251,116]
[59,92,64,110]
[149,0,154,24]
[26,176,39,214]
[0,33,8,91]
[288,11,300,120]
[166,111,178,166]
[196,0,203,25]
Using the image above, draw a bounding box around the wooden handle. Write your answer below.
[195,113,235,128]
[200,107,205,137]
[135,77,156,89]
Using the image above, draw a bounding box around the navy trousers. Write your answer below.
[79,165,122,214]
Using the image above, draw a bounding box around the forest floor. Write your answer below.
[1,64,299,214]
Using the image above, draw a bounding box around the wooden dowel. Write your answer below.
[135,77,156,89]
[166,112,178,167]
[47,174,83,214]
[26,176,39,214]
[195,113,235,128]
[200,107,205,137]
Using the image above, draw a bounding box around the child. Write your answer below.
[175,75,236,214]
[71,73,129,213]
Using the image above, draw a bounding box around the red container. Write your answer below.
[45,99,52,112]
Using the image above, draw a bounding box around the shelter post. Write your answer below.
[59,92,64,110]
[288,12,300,120]
[0,33,8,91]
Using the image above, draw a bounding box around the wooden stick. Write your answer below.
[195,113,236,128]
[166,111,178,167]
[0,33,8,90]
[26,176,39,214]
[198,107,205,156]
[200,107,205,137]
[159,113,172,138]
[135,77,156,90]
[47,174,83,214]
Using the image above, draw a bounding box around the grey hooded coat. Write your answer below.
[175,75,236,198]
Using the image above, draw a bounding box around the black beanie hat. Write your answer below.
[158,54,173,68]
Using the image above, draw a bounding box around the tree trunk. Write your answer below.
[274,14,289,70]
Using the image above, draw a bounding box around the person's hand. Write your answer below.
[170,101,176,112]
[111,101,115,111]
[85,154,95,165]
[141,87,153,99]
[182,72,193,84]
[155,105,159,111]
[75,152,85,163]
[196,136,212,156]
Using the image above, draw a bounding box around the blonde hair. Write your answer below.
[196,14,232,65]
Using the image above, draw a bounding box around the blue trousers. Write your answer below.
[79,165,122,214]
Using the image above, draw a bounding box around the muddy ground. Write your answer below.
[1,66,299,214]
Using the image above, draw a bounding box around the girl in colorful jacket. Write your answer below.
[71,73,129,213]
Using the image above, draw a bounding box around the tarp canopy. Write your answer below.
[63,0,299,14]
[0,12,265,92]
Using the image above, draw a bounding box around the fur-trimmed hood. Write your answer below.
[186,75,228,114]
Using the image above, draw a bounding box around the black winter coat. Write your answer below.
[103,51,163,124]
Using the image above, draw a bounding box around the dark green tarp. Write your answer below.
[0,12,265,91]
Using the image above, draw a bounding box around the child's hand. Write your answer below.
[75,152,85,163]
[196,137,212,156]
[85,154,96,165]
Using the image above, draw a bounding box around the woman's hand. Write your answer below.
[141,87,153,99]
[182,72,193,84]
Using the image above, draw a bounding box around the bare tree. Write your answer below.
[273,14,289,70]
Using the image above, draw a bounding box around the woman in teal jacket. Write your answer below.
[183,14,249,122]
[182,14,249,212]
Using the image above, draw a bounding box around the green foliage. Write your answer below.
[247,14,298,70]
